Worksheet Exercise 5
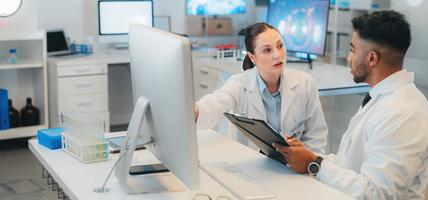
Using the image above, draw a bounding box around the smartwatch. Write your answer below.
[308,156,324,176]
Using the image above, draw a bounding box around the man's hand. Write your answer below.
[273,138,317,174]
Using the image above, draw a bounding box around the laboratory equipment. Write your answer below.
[20,97,40,126]
[60,111,108,163]
[60,111,105,140]
[0,89,9,130]
[37,127,63,150]
[8,99,19,128]
[8,48,17,63]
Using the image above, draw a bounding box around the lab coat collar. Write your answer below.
[357,69,413,112]
[280,68,299,126]
[369,69,414,99]
[244,68,266,118]
[243,67,299,92]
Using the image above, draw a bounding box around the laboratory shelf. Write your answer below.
[0,30,49,140]
[0,60,44,70]
[0,124,47,140]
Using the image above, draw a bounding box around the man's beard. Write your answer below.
[352,63,368,83]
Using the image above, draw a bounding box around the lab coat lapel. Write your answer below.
[244,69,266,119]
[280,70,298,124]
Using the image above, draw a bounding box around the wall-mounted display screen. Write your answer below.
[267,0,330,56]
[186,0,247,16]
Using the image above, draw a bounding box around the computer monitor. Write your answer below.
[114,24,199,193]
[98,0,153,48]
[267,0,330,56]
[186,0,247,16]
[46,30,72,56]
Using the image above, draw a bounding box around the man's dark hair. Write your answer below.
[352,10,411,58]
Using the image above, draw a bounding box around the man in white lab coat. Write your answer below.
[274,10,428,199]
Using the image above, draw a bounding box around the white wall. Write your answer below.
[38,0,187,42]
[37,0,257,42]
[0,0,39,32]
[38,0,85,41]
[390,0,428,60]
[389,0,428,90]
[154,0,186,34]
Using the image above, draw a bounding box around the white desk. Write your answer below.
[193,57,370,96]
[29,130,353,200]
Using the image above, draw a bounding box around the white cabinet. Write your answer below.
[48,60,110,131]
[191,48,220,100]
[0,30,49,140]
[192,59,220,101]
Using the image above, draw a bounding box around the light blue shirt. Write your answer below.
[257,73,282,133]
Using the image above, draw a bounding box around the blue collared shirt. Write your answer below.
[257,73,282,133]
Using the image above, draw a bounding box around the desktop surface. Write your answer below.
[29,130,352,200]
[28,136,234,200]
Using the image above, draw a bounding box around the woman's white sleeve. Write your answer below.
[196,77,239,130]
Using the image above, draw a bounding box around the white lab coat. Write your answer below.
[317,70,428,199]
[196,67,328,153]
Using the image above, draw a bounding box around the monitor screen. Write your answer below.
[98,0,153,35]
[186,0,247,16]
[267,0,330,56]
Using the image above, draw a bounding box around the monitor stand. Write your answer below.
[114,97,185,194]
[287,53,314,70]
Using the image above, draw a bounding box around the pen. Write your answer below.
[289,131,301,139]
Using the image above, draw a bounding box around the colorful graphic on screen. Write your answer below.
[186,0,246,16]
[267,0,329,55]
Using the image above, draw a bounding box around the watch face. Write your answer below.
[309,162,320,174]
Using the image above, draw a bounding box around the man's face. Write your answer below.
[347,32,370,83]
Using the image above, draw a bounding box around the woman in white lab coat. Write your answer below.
[195,23,328,153]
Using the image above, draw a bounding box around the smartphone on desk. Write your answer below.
[129,163,169,175]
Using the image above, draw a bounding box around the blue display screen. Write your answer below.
[186,0,247,16]
[267,0,330,56]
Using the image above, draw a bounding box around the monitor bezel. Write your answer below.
[97,0,154,36]
[267,0,330,57]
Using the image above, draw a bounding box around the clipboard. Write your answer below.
[224,112,288,165]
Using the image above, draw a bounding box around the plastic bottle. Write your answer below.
[20,97,40,126]
[8,48,17,64]
[8,99,19,128]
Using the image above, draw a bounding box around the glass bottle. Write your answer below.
[8,99,19,128]
[20,97,40,126]
[8,48,17,64]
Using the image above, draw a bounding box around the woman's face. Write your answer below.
[248,28,286,78]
